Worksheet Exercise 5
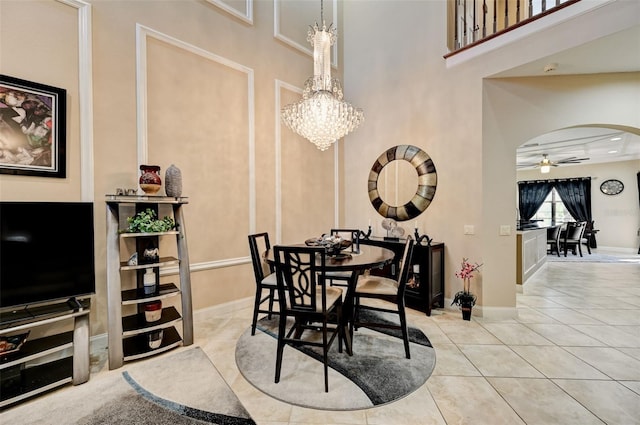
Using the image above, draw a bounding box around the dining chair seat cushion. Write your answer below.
[262,272,278,286]
[321,286,344,311]
[356,275,399,296]
[284,286,343,312]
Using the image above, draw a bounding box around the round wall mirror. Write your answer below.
[368,145,437,221]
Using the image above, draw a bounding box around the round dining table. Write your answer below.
[263,244,395,355]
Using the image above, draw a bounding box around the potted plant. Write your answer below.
[451,258,482,321]
[124,208,176,233]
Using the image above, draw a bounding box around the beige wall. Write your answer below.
[343,0,640,317]
[0,0,342,336]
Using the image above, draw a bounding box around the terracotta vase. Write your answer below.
[139,165,162,195]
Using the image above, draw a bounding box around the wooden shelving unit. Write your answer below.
[105,195,193,370]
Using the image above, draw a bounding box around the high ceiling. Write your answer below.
[510,24,640,169]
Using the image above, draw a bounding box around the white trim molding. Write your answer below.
[205,0,253,25]
[445,300,517,321]
[135,23,256,254]
[58,0,94,202]
[274,79,302,245]
[273,0,338,69]
[160,256,251,276]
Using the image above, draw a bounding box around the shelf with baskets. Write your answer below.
[105,195,193,370]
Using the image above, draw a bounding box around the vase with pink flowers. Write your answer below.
[451,258,483,320]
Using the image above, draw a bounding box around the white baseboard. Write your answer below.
[193,297,254,321]
[444,298,517,320]
[596,246,638,254]
[473,305,517,320]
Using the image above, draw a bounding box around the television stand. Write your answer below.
[66,297,84,311]
[0,299,91,409]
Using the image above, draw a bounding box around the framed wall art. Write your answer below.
[0,75,66,178]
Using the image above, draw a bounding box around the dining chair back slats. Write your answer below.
[278,248,324,313]
[354,238,415,359]
[561,221,587,257]
[546,225,563,257]
[248,233,279,335]
[329,228,361,253]
[325,228,361,287]
[273,245,345,392]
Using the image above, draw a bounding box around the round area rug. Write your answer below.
[235,312,436,410]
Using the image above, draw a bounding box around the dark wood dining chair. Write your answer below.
[581,220,595,254]
[546,225,562,257]
[325,228,361,287]
[561,221,587,257]
[273,245,346,392]
[248,233,279,335]
[353,238,414,359]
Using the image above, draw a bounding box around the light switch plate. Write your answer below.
[464,225,475,235]
[499,225,511,236]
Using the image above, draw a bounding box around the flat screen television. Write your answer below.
[0,201,95,310]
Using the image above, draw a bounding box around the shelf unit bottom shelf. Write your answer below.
[0,357,73,408]
[122,326,182,362]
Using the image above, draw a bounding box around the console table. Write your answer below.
[360,237,445,316]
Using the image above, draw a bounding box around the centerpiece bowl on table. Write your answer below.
[305,236,352,257]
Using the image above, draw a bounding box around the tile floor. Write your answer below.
[195,251,640,425]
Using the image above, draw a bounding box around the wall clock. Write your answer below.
[600,179,624,195]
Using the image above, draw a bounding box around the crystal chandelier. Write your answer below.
[281,1,364,151]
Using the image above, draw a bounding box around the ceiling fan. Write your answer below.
[517,154,590,173]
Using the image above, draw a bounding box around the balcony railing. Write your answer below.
[446,0,580,54]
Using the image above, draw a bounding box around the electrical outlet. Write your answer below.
[464,225,475,235]
[499,225,511,236]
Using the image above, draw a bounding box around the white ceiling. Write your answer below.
[510,24,640,169]
[494,26,640,78]
[517,127,640,169]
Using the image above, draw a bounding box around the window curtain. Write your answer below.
[518,181,552,221]
[554,178,591,222]
[637,172,640,209]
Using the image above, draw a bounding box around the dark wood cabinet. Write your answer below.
[360,237,444,316]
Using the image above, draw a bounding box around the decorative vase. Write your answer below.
[461,300,473,321]
[139,165,162,195]
[164,164,182,197]
[143,268,156,295]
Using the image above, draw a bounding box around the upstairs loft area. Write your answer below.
[446,0,579,55]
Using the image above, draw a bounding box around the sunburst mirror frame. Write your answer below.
[368,145,437,221]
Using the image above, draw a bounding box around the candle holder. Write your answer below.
[414,229,433,246]
[357,226,372,240]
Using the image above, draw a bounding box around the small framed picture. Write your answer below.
[0,75,66,178]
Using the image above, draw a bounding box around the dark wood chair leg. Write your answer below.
[251,288,262,335]
[322,320,329,393]
[398,304,411,359]
[267,288,275,319]
[274,316,287,383]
